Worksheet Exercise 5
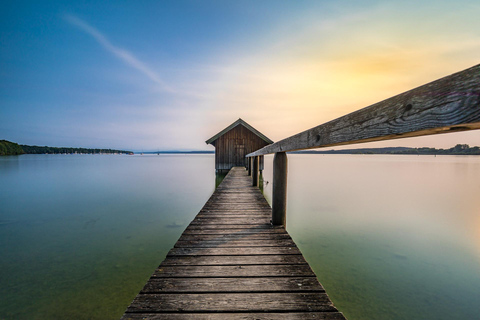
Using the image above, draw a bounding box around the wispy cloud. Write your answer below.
[63,14,174,92]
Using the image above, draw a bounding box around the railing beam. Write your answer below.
[272,152,288,226]
[247,63,480,157]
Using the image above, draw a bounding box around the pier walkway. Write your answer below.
[122,167,345,319]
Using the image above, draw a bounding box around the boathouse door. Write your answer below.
[234,142,245,167]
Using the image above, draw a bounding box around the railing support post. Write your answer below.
[252,156,259,186]
[247,157,252,176]
[272,152,287,226]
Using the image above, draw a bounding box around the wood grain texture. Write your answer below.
[196,213,271,218]
[151,264,315,278]
[121,312,346,320]
[175,239,295,248]
[159,254,307,266]
[122,167,346,319]
[184,224,276,230]
[181,228,288,235]
[247,63,480,156]
[167,246,302,256]
[174,239,296,247]
[141,277,323,293]
[125,292,337,313]
[178,233,292,241]
[199,210,272,215]
[189,217,272,225]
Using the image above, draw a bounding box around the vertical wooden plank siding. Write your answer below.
[122,167,346,320]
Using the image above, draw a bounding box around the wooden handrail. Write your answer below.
[247,63,480,227]
[247,63,480,157]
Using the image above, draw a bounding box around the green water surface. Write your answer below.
[0,154,215,319]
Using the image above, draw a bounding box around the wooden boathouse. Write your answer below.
[122,63,480,319]
[206,118,273,173]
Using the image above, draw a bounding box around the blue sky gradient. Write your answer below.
[1,0,479,150]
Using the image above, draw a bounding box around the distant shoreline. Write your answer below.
[291,144,480,155]
[2,140,479,156]
[137,144,480,155]
[140,151,214,154]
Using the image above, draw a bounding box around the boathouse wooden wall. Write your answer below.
[213,124,269,171]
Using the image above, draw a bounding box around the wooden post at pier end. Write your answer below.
[272,152,288,226]
[252,156,259,186]
[248,157,252,176]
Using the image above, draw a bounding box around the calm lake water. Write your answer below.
[1,154,479,319]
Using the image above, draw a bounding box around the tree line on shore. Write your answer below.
[0,140,24,155]
[0,140,132,156]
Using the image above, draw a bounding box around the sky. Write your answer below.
[1,0,479,151]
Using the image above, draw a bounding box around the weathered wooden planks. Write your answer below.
[122,167,346,319]
[177,233,292,241]
[141,277,323,293]
[122,313,346,320]
[167,245,302,256]
[151,264,316,278]
[126,292,337,312]
[174,238,297,247]
[159,255,308,266]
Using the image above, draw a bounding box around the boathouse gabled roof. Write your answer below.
[205,118,273,145]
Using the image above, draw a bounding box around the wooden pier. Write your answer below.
[122,167,345,319]
[122,64,480,319]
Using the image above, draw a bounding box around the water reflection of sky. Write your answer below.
[262,154,480,320]
[1,154,479,319]
[0,154,216,319]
